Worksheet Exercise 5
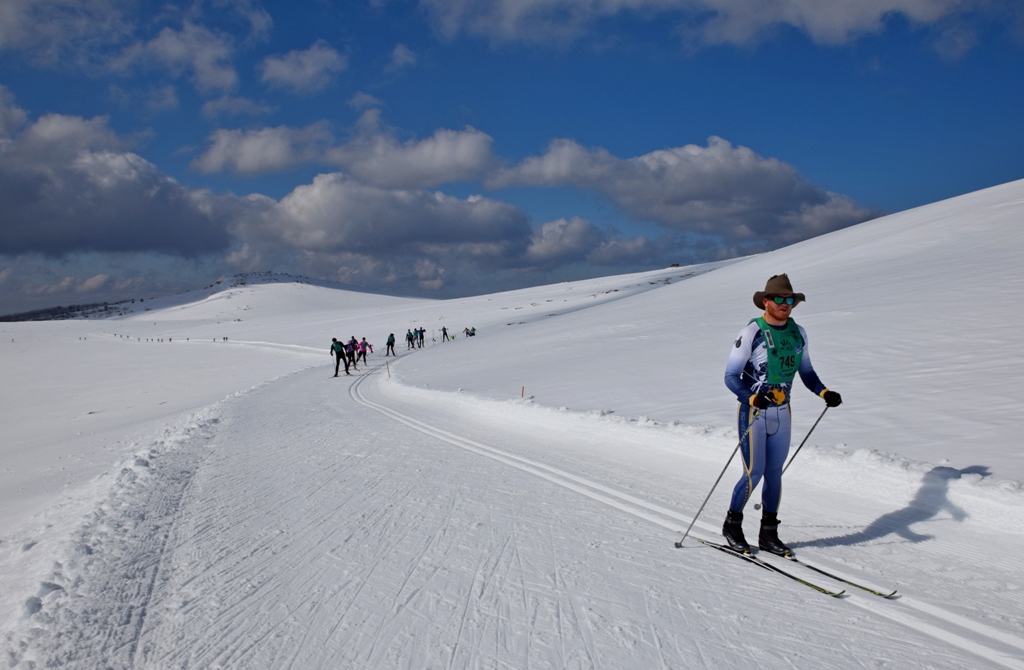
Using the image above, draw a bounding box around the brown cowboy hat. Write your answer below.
[752,274,806,309]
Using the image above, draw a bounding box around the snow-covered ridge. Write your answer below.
[0,271,390,321]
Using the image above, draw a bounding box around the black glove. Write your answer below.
[750,394,770,409]
[750,389,786,409]
[823,390,842,407]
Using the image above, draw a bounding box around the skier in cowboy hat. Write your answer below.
[721,274,843,556]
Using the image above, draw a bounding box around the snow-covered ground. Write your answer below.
[2,179,1024,668]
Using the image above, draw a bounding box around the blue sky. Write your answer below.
[1,0,1022,314]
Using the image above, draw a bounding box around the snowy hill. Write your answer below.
[0,271,400,321]
[2,180,1024,668]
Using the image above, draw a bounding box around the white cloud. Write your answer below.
[194,111,497,187]
[727,0,960,45]
[0,108,233,257]
[145,85,179,111]
[491,136,880,244]
[325,110,497,188]
[0,0,134,66]
[224,243,263,271]
[420,0,985,46]
[15,113,125,163]
[237,4,274,45]
[0,0,272,76]
[932,24,978,60]
[113,22,237,93]
[260,40,348,93]
[250,173,531,257]
[230,174,664,292]
[412,258,445,290]
[524,217,605,267]
[586,235,655,265]
[76,273,109,292]
[113,276,143,291]
[388,43,418,70]
[523,216,655,268]
[189,114,877,258]
[191,123,333,174]
[0,85,28,136]
[2,148,233,255]
[348,92,383,109]
[35,276,76,294]
[202,95,274,119]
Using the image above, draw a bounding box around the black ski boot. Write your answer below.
[722,510,750,554]
[758,512,792,557]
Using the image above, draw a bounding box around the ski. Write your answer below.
[696,539,846,598]
[777,555,897,598]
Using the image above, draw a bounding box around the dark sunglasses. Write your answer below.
[768,296,796,305]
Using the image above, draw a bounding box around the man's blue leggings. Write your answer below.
[729,404,792,514]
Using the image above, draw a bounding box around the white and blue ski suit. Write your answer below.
[724,319,828,515]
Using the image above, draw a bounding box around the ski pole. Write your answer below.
[674,416,757,549]
[781,405,828,475]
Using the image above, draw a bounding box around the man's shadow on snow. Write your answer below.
[789,465,989,549]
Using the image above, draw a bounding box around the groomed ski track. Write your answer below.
[9,354,1024,669]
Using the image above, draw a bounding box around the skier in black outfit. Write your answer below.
[346,337,358,371]
[330,338,349,376]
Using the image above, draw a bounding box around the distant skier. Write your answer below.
[417,327,425,348]
[330,337,349,376]
[721,274,842,557]
[347,337,358,371]
[406,329,415,350]
[441,326,449,342]
[386,333,396,356]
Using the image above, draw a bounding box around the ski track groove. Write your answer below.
[282,579,329,670]
[675,596,711,669]
[384,490,458,623]
[127,456,203,667]
[504,519,535,670]
[447,553,482,670]
[552,561,567,668]
[352,362,1024,670]
[642,588,669,670]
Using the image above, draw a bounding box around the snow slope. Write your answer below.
[2,179,1024,668]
